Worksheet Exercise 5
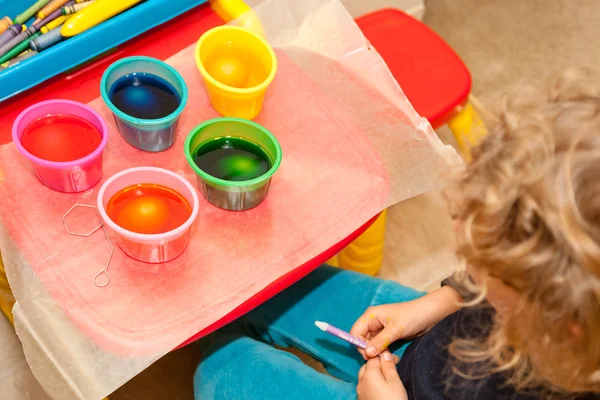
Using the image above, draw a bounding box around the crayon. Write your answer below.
[6,50,38,67]
[315,321,368,349]
[30,25,63,52]
[62,1,93,15]
[38,0,72,19]
[61,0,143,37]
[0,32,41,64]
[15,0,51,24]
[33,9,63,32]
[40,15,69,33]
[0,17,12,34]
[0,24,24,48]
[75,0,93,2]
[0,28,37,58]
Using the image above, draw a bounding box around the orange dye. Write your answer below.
[21,114,102,162]
[106,183,192,235]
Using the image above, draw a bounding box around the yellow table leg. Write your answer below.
[336,210,387,276]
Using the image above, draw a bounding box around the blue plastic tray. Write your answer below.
[0,0,208,102]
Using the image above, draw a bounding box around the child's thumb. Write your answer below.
[365,328,395,357]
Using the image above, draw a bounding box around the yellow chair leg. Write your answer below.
[0,254,15,326]
[447,97,488,162]
[336,210,387,276]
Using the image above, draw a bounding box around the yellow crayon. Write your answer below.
[61,0,142,37]
[38,0,70,19]
[40,15,69,33]
[75,0,93,2]
[0,17,12,35]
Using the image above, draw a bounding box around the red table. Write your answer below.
[0,3,378,349]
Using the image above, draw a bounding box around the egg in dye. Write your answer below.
[206,55,249,88]
[21,114,102,162]
[106,183,192,235]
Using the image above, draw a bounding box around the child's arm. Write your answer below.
[350,285,462,358]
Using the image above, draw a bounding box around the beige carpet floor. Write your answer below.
[3,0,599,399]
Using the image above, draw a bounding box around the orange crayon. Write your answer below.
[38,0,71,19]
[0,17,11,35]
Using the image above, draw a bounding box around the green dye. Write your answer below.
[192,137,272,181]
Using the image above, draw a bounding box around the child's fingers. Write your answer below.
[355,333,368,360]
[358,364,366,380]
[365,357,382,377]
[365,325,397,357]
[380,351,401,382]
[350,311,385,340]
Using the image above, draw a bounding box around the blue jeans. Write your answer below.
[194,265,424,400]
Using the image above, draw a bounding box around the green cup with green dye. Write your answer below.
[184,117,282,211]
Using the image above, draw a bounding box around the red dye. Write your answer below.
[21,114,102,162]
[106,183,192,235]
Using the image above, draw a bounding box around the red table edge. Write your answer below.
[175,212,381,349]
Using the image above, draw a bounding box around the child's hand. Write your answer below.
[351,286,462,358]
[356,351,408,400]
[350,301,430,359]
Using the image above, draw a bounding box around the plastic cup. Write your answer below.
[12,99,108,193]
[184,117,282,211]
[195,26,277,120]
[97,167,200,264]
[100,56,188,152]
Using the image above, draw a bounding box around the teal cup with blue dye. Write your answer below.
[101,56,188,152]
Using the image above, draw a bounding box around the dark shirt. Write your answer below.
[396,304,597,399]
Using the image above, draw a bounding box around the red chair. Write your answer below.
[335,9,486,276]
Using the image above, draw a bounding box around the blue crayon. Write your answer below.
[0,24,24,48]
[30,25,64,52]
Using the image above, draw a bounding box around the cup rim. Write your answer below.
[194,26,278,94]
[100,56,189,126]
[12,99,109,169]
[97,167,200,242]
[184,117,282,188]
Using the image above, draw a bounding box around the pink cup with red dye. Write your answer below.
[12,100,109,193]
[97,167,200,263]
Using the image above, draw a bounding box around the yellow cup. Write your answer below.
[195,26,277,120]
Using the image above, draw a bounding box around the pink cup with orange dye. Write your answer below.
[12,100,109,193]
[97,167,200,263]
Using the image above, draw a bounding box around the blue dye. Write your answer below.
[108,72,181,120]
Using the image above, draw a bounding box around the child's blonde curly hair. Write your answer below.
[448,67,600,396]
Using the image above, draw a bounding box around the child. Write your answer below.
[193,68,600,399]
